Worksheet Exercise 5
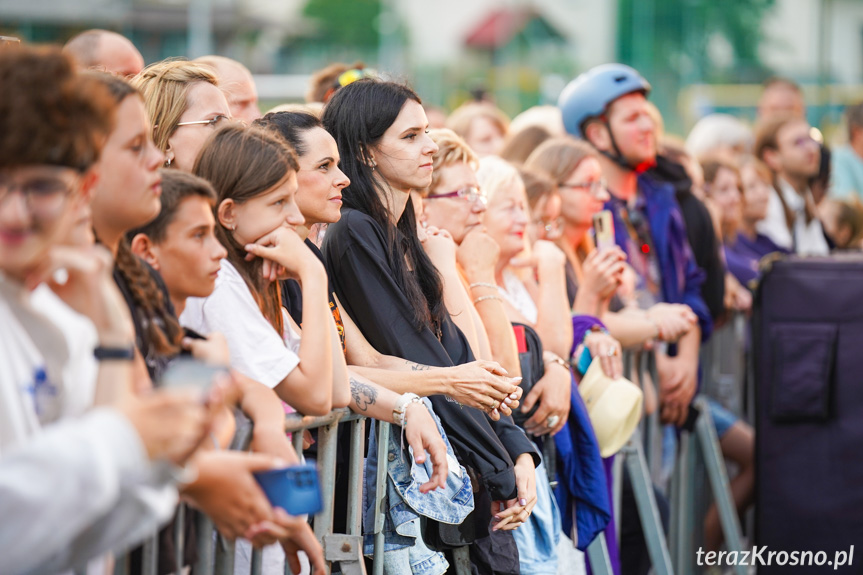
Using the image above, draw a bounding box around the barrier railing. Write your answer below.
[589,338,749,575]
[111,407,388,575]
[107,315,751,575]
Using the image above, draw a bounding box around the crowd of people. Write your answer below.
[1,27,860,575]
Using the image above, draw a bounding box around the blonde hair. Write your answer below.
[524,136,597,184]
[477,155,531,273]
[686,113,753,158]
[132,59,219,154]
[425,128,478,195]
[267,102,324,117]
[476,155,522,204]
[446,102,510,141]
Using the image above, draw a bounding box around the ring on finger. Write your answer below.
[606,347,618,357]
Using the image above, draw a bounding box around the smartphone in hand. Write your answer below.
[160,357,227,395]
[593,210,615,251]
[254,464,323,516]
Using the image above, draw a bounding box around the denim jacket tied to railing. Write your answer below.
[363,398,474,573]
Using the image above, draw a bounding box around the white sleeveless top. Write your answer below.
[498,269,538,324]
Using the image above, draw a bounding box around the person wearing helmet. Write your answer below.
[561,64,715,575]
[559,64,711,429]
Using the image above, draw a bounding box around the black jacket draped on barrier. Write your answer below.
[322,208,538,502]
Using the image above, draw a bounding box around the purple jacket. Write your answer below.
[604,175,713,342]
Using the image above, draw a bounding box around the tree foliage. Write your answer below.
[302,0,382,48]
[617,0,775,82]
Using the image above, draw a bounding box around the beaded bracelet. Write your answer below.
[468,282,498,291]
[473,294,503,305]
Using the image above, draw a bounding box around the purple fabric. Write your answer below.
[725,232,789,287]
[605,175,713,342]
[570,315,606,357]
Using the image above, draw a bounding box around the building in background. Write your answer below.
[1,0,862,134]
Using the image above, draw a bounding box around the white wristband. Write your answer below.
[393,392,423,426]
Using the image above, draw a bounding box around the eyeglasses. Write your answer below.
[791,135,818,149]
[0,167,80,220]
[533,216,564,239]
[558,178,607,197]
[176,115,231,129]
[425,186,487,205]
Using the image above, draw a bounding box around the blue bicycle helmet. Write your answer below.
[558,64,651,139]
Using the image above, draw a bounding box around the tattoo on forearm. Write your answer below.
[407,360,431,371]
[350,378,378,411]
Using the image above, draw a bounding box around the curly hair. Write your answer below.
[0,44,115,171]
[424,128,478,196]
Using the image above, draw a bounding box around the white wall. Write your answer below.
[761,0,863,84]
[828,0,863,84]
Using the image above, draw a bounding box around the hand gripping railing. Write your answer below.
[110,407,392,575]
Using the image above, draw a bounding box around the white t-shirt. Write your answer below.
[0,274,176,575]
[31,285,99,419]
[757,178,829,256]
[181,260,301,390]
[0,277,68,449]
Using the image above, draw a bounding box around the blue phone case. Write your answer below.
[253,464,323,516]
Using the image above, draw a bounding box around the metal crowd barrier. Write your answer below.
[107,315,751,575]
[587,327,750,575]
[110,407,390,575]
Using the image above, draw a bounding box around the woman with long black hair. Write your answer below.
[321,79,539,574]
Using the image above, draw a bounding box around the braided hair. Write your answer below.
[116,237,183,356]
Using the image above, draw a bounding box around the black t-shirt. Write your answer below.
[322,208,538,501]
[646,156,726,322]
[281,238,346,354]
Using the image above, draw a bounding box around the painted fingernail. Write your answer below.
[519,498,527,506]
[510,392,519,399]
[504,397,512,404]
[492,409,499,417]
[492,516,501,522]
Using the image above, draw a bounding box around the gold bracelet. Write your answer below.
[543,351,570,370]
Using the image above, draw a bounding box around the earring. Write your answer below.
[230,224,236,231]
[165,157,172,167]
[369,159,377,171]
